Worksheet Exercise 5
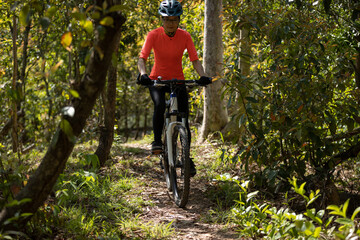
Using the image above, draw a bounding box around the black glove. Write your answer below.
[137,74,152,86]
[196,76,212,86]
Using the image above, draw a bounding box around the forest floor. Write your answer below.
[40,136,360,239]
[110,139,360,240]
[114,140,240,240]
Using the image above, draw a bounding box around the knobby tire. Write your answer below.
[170,125,190,207]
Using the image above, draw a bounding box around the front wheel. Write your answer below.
[161,127,172,191]
[170,125,190,207]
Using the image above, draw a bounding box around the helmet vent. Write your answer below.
[158,0,183,16]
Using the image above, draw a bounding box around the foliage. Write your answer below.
[223,0,360,191]
[214,174,360,239]
[18,142,174,239]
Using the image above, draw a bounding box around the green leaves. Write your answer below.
[327,199,350,218]
[19,5,31,26]
[350,207,360,221]
[83,154,100,169]
[7,87,22,102]
[71,9,94,34]
[230,174,360,239]
[82,20,94,34]
[305,208,324,225]
[326,199,360,238]
[108,4,129,13]
[100,16,114,26]
[290,177,321,207]
[45,6,57,18]
[60,119,76,143]
[68,89,80,99]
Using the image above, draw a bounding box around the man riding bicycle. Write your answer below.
[137,0,211,176]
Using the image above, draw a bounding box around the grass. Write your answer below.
[2,135,360,239]
[119,216,174,240]
[20,138,176,239]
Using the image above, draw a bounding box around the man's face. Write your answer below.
[162,16,180,33]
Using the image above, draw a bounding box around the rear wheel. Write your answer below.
[170,125,190,207]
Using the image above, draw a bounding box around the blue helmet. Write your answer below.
[158,0,183,16]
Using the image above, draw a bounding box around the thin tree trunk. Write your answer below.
[199,0,228,141]
[354,11,360,90]
[239,26,251,80]
[123,81,129,141]
[356,47,360,90]
[0,3,126,229]
[21,21,31,93]
[143,109,148,138]
[11,15,19,154]
[134,106,140,139]
[19,21,31,148]
[222,23,251,141]
[95,59,118,166]
[68,51,72,81]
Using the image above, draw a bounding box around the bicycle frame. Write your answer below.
[165,92,187,168]
[153,78,195,167]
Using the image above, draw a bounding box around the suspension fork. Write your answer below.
[166,89,187,168]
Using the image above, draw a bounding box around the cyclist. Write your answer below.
[137,0,211,176]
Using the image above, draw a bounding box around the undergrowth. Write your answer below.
[204,138,360,239]
[1,137,360,239]
[209,174,360,239]
[0,139,174,240]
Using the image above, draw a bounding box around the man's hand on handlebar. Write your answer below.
[196,76,212,86]
[137,74,152,86]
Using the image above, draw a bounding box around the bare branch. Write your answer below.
[325,127,360,142]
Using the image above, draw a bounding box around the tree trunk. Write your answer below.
[134,106,140,139]
[0,1,126,229]
[143,109,148,138]
[354,10,360,90]
[222,23,251,141]
[21,21,31,93]
[95,61,118,166]
[19,20,31,147]
[356,52,360,89]
[123,81,129,141]
[199,0,228,141]
[11,15,19,154]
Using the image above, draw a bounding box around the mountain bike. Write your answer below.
[153,78,198,208]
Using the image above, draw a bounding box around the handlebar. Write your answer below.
[136,74,212,87]
[152,79,198,87]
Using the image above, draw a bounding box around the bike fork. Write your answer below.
[165,117,187,168]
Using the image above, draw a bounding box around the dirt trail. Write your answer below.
[119,142,239,240]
